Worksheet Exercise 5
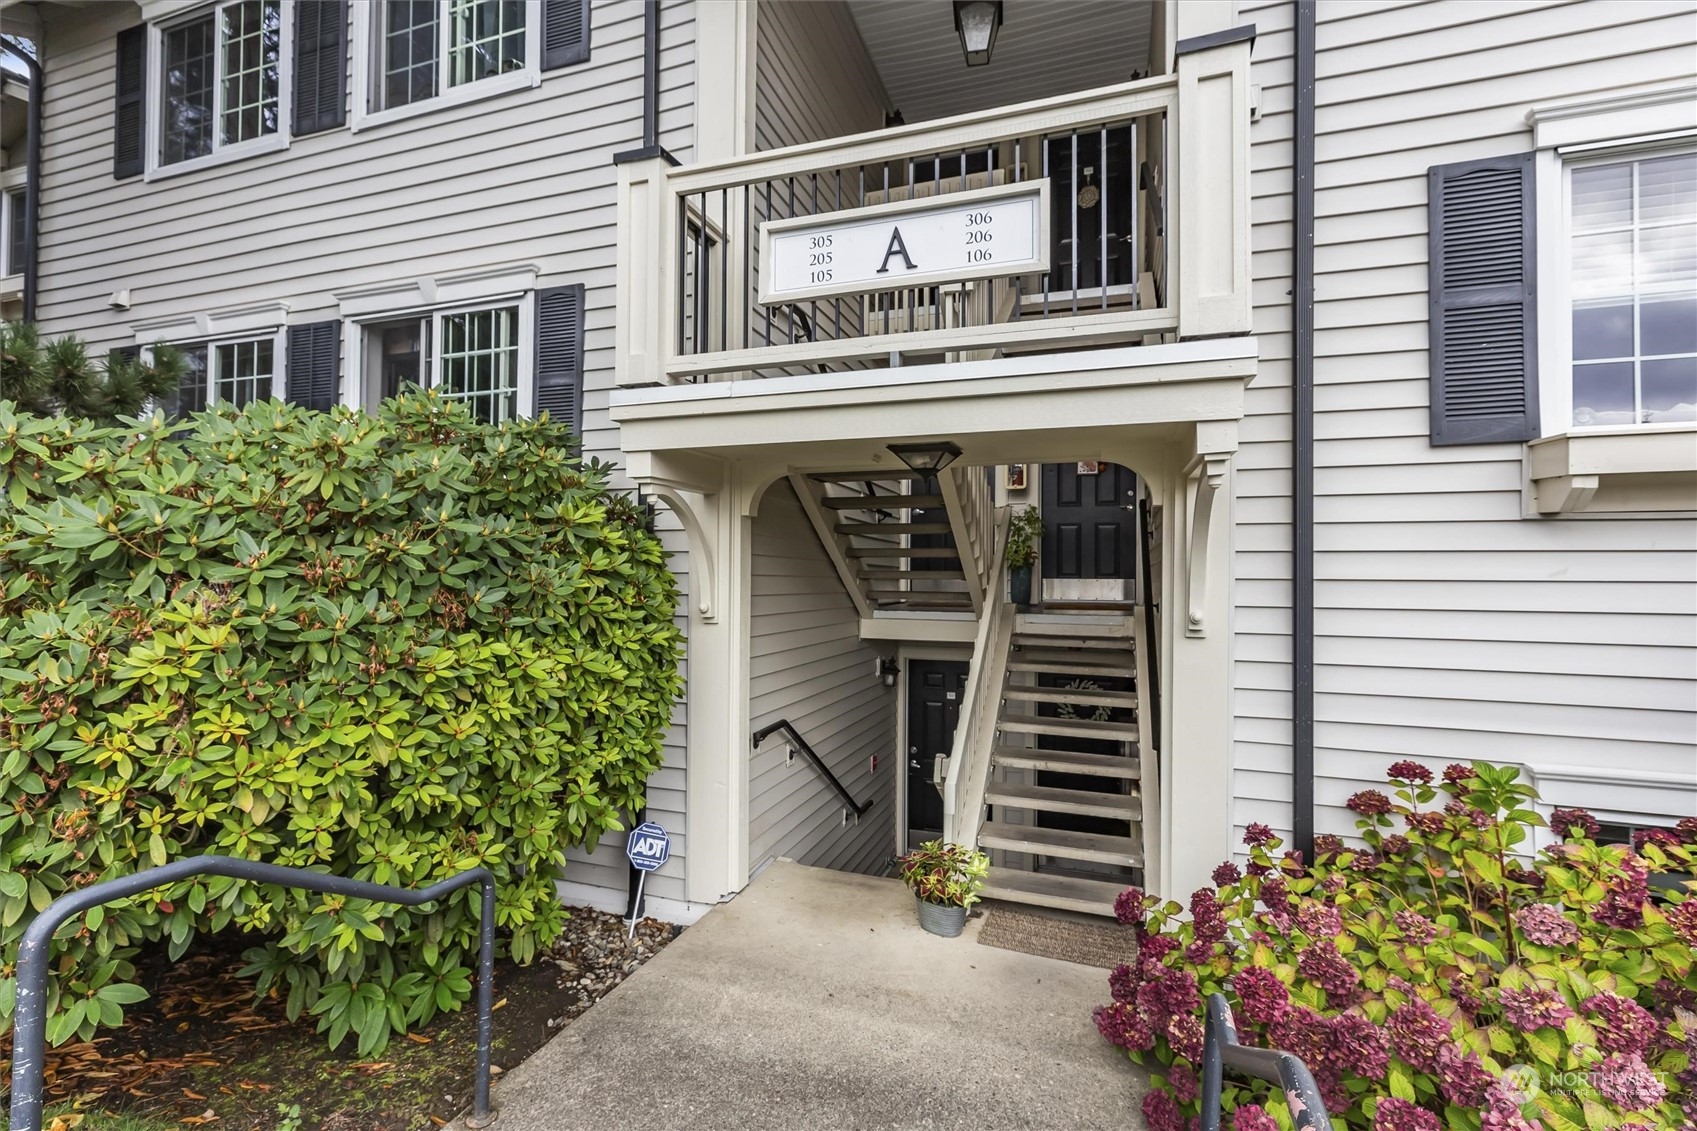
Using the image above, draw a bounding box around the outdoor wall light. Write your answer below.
[879,657,901,688]
[887,441,963,473]
[953,1,1003,67]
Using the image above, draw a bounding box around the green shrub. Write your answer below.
[1,321,185,423]
[1097,761,1697,1131]
[0,394,683,1054]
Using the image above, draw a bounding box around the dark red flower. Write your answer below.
[1596,855,1650,929]
[1114,886,1147,928]
[1348,789,1393,816]
[1375,1097,1440,1131]
[1243,822,1276,848]
[1442,763,1476,786]
[1212,861,1242,886]
[1233,965,1290,1025]
[1380,834,1412,856]
[1549,806,1599,840]
[1387,760,1434,784]
[1313,833,1345,857]
[1633,827,1681,852]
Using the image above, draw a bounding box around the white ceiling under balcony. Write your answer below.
[848,0,1156,124]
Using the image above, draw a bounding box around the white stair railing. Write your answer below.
[936,463,995,615]
[942,509,1013,847]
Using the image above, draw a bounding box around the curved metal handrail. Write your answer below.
[6,856,498,1131]
[1200,992,1333,1131]
[750,719,875,817]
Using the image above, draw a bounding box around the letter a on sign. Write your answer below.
[876,227,918,274]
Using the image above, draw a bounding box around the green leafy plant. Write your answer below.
[0,322,184,423]
[896,840,990,908]
[1004,505,1044,570]
[0,393,683,1055]
[1097,760,1697,1131]
[274,1104,302,1131]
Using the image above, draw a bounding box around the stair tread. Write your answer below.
[1007,659,1137,679]
[808,470,929,483]
[1013,634,1133,651]
[859,568,967,580]
[1000,715,1140,741]
[1002,685,1139,709]
[1014,617,1133,637]
[822,494,946,509]
[837,522,954,535]
[985,782,1140,819]
[981,867,1132,918]
[979,821,1143,867]
[992,747,1141,777]
[841,543,963,557]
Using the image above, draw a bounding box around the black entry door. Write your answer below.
[1041,463,1138,579]
[906,659,968,840]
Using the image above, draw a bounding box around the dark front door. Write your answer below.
[1041,462,1138,579]
[906,659,968,842]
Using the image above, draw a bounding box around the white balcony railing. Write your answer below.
[617,38,1252,387]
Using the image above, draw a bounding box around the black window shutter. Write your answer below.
[542,0,591,70]
[293,1,348,136]
[1428,152,1539,446]
[113,26,147,179]
[534,285,585,431]
[286,321,341,412]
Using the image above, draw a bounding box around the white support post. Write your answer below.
[616,156,680,387]
[1175,35,1253,338]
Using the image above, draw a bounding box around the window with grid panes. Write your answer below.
[1569,150,1697,426]
[160,1,281,165]
[158,337,278,421]
[375,1,528,111]
[436,306,520,424]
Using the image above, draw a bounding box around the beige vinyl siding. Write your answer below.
[749,482,896,877]
[32,0,697,902]
[1238,0,1697,842]
[754,0,888,152]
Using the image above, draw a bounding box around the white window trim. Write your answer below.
[349,0,542,134]
[339,295,537,421]
[144,0,294,182]
[1525,763,1696,856]
[0,186,21,290]
[139,326,288,410]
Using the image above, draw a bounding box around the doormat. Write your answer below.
[976,903,1134,969]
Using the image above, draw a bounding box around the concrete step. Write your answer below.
[985,782,1140,820]
[822,494,946,509]
[992,747,1141,779]
[836,522,955,536]
[979,821,1143,868]
[846,546,962,558]
[981,866,1130,918]
[1002,684,1138,710]
[808,470,928,483]
[1007,657,1137,680]
[999,715,1140,742]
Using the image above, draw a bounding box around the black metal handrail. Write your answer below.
[6,857,498,1131]
[1138,494,1162,756]
[751,719,875,817]
[1200,993,1332,1131]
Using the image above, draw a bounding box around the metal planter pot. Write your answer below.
[915,896,968,938]
[1009,564,1033,606]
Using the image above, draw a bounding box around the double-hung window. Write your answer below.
[357,304,525,425]
[1567,150,1697,427]
[157,1,285,168]
[160,335,281,420]
[361,1,540,123]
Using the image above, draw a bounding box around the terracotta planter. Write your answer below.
[915,896,968,938]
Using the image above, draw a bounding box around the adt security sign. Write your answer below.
[625,822,670,872]
[623,821,669,938]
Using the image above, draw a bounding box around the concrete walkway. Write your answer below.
[479,860,1145,1131]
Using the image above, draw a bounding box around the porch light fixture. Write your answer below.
[879,657,901,688]
[953,1,1003,67]
[887,441,962,473]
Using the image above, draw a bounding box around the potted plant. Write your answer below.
[896,839,990,937]
[1005,505,1043,607]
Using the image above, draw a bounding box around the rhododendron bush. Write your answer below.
[1096,761,1697,1131]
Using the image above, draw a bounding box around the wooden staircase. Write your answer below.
[793,470,978,614]
[977,615,1146,917]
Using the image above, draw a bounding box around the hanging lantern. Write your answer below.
[953,1,1003,67]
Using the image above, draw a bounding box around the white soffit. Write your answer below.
[847,0,1155,124]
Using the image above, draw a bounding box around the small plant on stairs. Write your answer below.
[897,840,991,938]
[1005,505,1044,606]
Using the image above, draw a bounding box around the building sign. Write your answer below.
[758,180,1050,306]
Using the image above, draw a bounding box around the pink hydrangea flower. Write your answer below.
[1393,909,1437,945]
[1387,760,1434,784]
[1297,940,1360,1000]
[1243,822,1275,847]
[1373,1097,1439,1131]
[1549,806,1599,839]
[1512,903,1579,947]
[1348,789,1393,816]
[1386,997,1449,1071]
[1586,992,1658,1056]
[1594,1053,1667,1111]
[1232,1106,1278,1131]
[1233,965,1290,1026]
[1498,985,1575,1031]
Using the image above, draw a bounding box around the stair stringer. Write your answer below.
[942,510,1012,846]
[788,472,872,619]
[935,463,990,615]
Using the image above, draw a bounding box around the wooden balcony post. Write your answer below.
[1175,32,1254,339]
[616,156,679,387]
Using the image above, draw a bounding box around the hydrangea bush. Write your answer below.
[1096,761,1697,1131]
